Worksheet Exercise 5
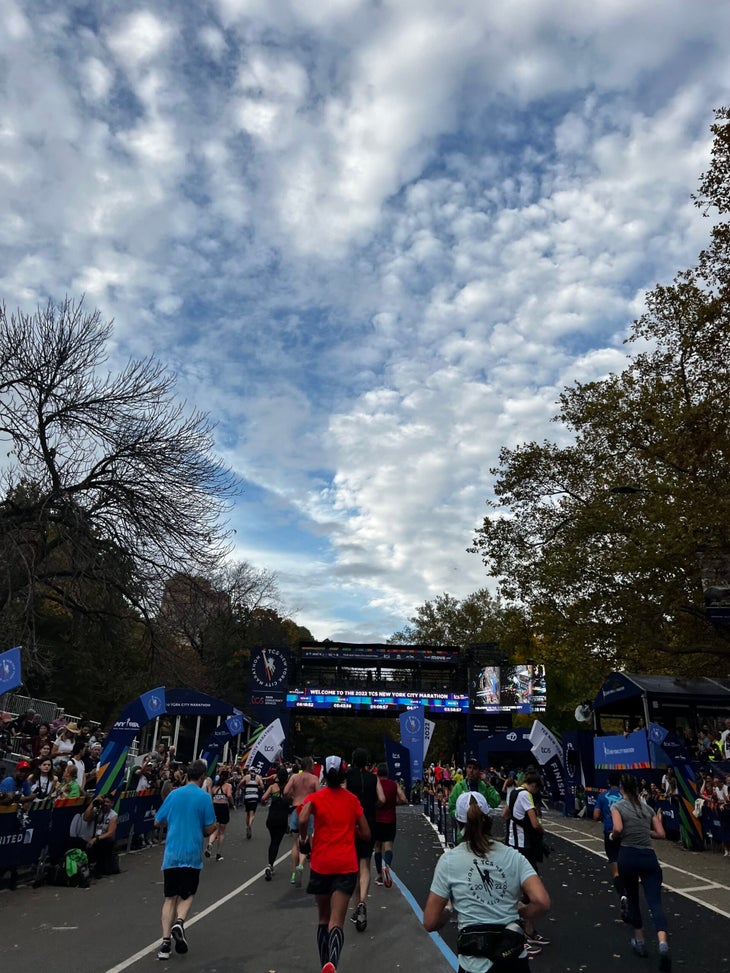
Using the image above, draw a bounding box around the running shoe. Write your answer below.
[620,895,629,922]
[171,920,189,954]
[157,940,171,961]
[290,870,297,885]
[374,876,384,886]
[265,865,273,881]
[322,963,336,973]
[658,942,671,971]
[526,931,550,946]
[216,853,223,861]
[630,938,647,958]
[204,847,211,858]
[525,943,542,958]
[382,865,392,888]
[355,901,367,932]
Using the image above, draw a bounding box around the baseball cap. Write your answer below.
[455,791,490,823]
[325,755,342,774]
[16,760,32,771]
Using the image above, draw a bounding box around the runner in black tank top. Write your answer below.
[345,748,385,932]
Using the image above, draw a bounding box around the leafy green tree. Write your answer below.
[471,108,730,675]
[390,589,512,647]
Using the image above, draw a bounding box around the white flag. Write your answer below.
[423,719,435,761]
[529,720,562,766]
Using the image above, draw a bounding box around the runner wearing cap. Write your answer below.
[448,758,501,844]
[298,755,371,973]
[425,791,551,972]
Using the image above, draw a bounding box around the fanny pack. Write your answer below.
[457,922,526,961]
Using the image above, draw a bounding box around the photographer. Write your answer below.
[82,794,118,878]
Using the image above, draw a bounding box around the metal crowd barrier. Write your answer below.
[422,791,456,846]
[0,789,162,878]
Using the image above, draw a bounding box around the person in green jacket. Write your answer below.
[447,758,502,825]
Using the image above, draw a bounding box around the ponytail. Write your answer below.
[620,774,643,810]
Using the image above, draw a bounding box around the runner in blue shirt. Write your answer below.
[593,771,627,917]
[153,759,216,961]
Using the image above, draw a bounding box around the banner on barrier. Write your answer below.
[0,804,52,868]
[594,730,650,770]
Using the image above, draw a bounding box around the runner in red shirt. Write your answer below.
[298,755,370,973]
[373,763,407,888]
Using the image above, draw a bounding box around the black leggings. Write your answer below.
[617,846,667,932]
[266,821,288,866]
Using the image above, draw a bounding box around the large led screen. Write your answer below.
[286,689,469,714]
[471,664,546,714]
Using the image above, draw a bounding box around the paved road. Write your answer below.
[1,805,729,972]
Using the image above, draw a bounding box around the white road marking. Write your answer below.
[103,852,291,973]
[549,820,730,919]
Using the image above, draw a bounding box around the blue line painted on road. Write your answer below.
[391,869,459,972]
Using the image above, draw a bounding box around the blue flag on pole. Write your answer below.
[399,708,425,784]
[384,737,411,790]
[648,723,669,746]
[0,647,22,693]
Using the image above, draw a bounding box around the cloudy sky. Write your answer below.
[1,1,728,642]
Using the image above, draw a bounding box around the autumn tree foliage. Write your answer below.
[154,563,311,707]
[470,108,730,678]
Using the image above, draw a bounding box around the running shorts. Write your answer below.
[373,821,397,843]
[306,868,358,897]
[214,803,230,825]
[603,832,619,863]
[289,807,315,834]
[163,867,200,900]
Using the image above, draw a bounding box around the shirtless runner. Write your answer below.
[283,757,320,886]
